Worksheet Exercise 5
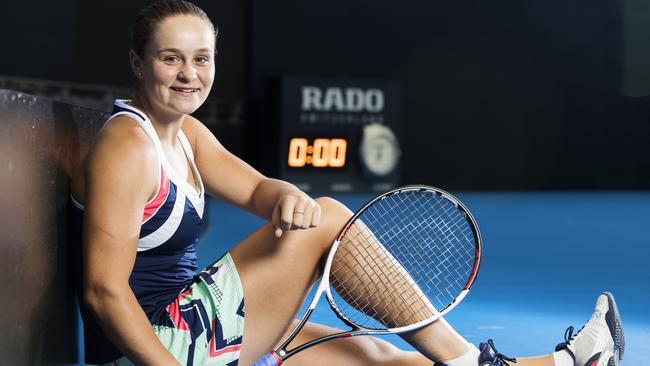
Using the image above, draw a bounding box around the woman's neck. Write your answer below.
[130,94,185,146]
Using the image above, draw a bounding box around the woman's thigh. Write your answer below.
[230,197,352,365]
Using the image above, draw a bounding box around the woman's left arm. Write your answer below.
[186,116,320,237]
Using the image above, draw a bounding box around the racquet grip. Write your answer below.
[252,351,282,366]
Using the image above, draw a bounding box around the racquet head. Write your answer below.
[325,185,482,332]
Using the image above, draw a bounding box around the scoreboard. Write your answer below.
[278,77,401,193]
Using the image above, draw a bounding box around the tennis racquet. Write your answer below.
[253,185,482,366]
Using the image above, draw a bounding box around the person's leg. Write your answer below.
[331,219,474,361]
[277,320,556,366]
[282,320,430,366]
[231,197,353,365]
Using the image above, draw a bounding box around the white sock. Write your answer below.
[552,350,574,366]
[443,344,481,366]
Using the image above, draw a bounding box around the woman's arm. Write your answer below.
[81,120,179,365]
[186,117,320,237]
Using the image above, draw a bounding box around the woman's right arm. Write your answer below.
[81,121,179,366]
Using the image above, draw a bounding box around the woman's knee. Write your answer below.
[315,196,352,226]
[313,196,352,243]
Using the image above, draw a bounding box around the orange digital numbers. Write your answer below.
[288,138,309,167]
[328,138,347,167]
[288,138,347,168]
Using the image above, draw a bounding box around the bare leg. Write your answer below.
[508,357,555,366]
[282,320,554,366]
[285,320,555,366]
[331,220,472,361]
[231,197,351,365]
[231,197,555,365]
[283,320,430,366]
[328,219,557,365]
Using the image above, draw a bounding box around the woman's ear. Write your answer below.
[129,50,143,79]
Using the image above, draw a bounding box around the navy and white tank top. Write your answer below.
[70,99,206,363]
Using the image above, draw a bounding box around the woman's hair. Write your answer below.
[132,0,218,57]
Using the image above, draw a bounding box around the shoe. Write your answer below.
[432,339,515,366]
[478,339,516,366]
[555,292,625,366]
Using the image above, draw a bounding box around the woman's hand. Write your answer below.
[271,189,321,237]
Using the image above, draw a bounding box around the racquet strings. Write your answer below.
[330,189,478,330]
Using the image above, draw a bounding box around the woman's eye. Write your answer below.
[164,56,181,63]
[196,56,209,65]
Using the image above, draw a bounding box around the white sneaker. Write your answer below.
[555,292,625,366]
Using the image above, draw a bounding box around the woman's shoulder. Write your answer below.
[71,115,158,204]
[93,115,155,155]
[181,114,208,135]
[181,114,225,150]
[181,114,215,148]
[85,115,158,172]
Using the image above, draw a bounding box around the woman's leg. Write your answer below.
[282,320,430,366]
[230,197,352,365]
[280,321,555,366]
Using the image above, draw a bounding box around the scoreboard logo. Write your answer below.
[301,86,384,113]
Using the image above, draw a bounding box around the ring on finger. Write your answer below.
[294,210,305,214]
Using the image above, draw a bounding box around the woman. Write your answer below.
[70,1,624,365]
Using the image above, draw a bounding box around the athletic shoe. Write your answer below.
[555,292,625,366]
[432,339,516,366]
[478,339,516,366]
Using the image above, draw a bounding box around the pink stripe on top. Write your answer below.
[142,166,171,223]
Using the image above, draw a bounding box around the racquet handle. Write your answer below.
[252,351,282,366]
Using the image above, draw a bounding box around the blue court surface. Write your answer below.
[195,192,649,364]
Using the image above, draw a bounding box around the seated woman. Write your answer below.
[69,1,624,365]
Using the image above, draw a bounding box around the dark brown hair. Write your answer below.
[132,0,218,57]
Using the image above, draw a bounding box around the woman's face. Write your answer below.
[137,15,216,117]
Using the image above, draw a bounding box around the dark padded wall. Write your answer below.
[0,89,106,364]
